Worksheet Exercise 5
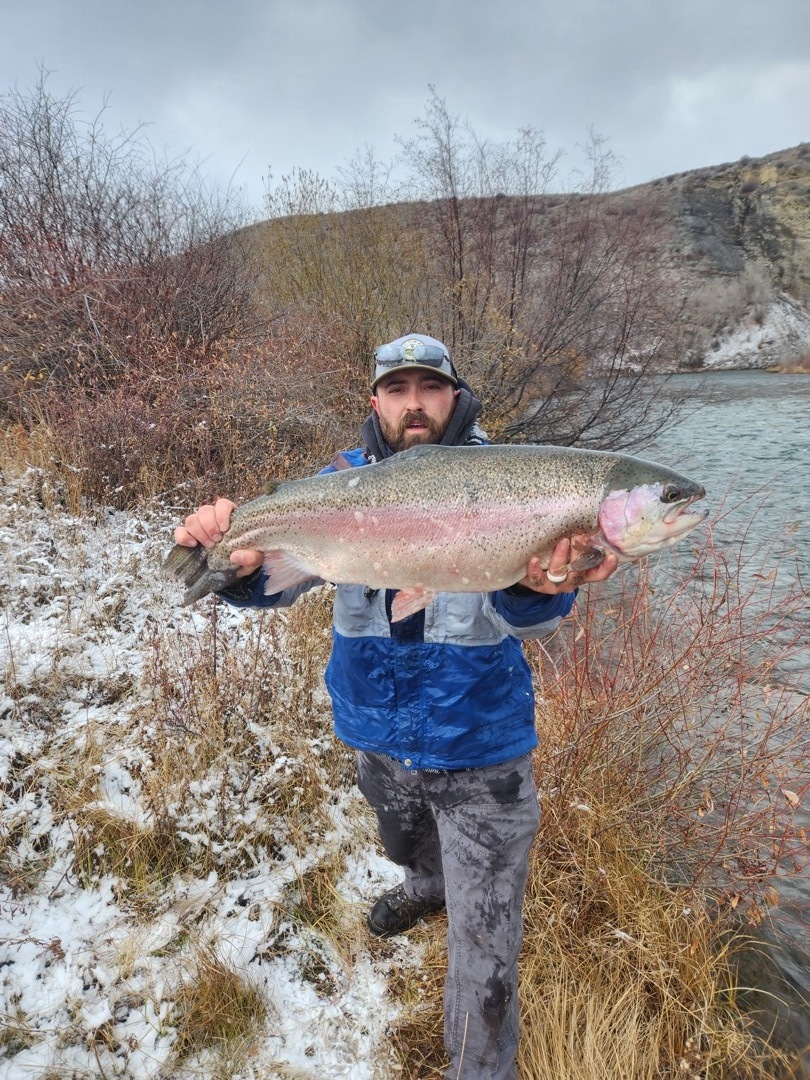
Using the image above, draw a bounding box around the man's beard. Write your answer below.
[380,410,446,453]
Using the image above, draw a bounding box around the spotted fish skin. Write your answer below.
[163,444,706,606]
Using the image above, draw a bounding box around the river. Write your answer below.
[647,370,807,579]
[644,370,809,1057]
[648,370,808,690]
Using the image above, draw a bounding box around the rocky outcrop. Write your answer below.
[623,144,810,369]
[702,293,810,371]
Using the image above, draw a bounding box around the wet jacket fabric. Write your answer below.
[219,409,576,770]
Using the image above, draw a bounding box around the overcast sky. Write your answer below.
[2,0,808,214]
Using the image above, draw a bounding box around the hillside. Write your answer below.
[255,144,810,373]
[634,144,810,296]
[500,142,810,370]
[622,143,810,369]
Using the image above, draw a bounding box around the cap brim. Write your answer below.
[371,364,458,390]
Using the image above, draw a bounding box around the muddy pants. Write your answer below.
[356,750,541,1080]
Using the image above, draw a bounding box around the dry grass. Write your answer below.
[0,1002,40,1057]
[387,797,803,1080]
[138,587,352,874]
[387,918,450,1078]
[517,795,800,1079]
[0,750,50,896]
[71,807,189,899]
[385,530,808,1078]
[172,945,267,1065]
[0,721,190,903]
[1,434,807,1076]
[284,855,350,940]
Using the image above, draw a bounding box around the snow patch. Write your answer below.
[701,293,810,370]
[0,472,410,1079]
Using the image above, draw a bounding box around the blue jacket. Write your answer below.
[220,446,575,770]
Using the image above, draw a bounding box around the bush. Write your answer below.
[2,309,371,510]
[0,70,261,424]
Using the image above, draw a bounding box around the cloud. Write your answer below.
[1,0,808,207]
[669,61,810,135]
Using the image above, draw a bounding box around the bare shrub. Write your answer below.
[262,167,429,365]
[394,93,683,449]
[3,308,366,510]
[529,534,807,909]
[261,92,684,453]
[0,69,260,422]
[2,83,697,504]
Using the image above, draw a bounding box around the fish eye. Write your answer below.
[661,484,684,504]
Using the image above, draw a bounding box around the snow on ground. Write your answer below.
[0,472,418,1079]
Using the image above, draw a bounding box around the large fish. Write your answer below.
[164,444,706,620]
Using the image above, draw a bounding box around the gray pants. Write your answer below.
[356,751,541,1080]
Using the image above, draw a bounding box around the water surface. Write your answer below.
[645,371,809,1033]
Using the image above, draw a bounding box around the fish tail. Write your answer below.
[162,543,241,605]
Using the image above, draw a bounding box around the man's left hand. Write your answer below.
[519,538,619,594]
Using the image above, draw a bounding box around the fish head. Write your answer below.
[598,461,707,559]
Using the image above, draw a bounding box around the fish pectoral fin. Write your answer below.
[568,546,607,574]
[390,587,437,622]
[262,550,315,593]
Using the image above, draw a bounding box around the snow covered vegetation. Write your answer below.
[1,76,808,1080]
[1,471,408,1077]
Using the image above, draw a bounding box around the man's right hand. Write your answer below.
[173,498,265,579]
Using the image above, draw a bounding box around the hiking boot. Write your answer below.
[366,883,446,937]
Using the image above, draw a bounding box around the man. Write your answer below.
[174,333,618,1079]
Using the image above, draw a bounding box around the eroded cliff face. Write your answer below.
[671,145,810,299]
[699,293,810,371]
[639,144,810,369]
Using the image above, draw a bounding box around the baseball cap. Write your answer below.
[371,334,457,390]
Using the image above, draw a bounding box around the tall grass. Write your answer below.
[384,524,807,1077]
[531,529,807,908]
[512,524,807,1078]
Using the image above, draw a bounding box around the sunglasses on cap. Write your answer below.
[374,340,451,368]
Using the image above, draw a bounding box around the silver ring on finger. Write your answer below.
[546,568,569,584]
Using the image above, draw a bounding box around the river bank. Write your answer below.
[1,370,807,1077]
[648,370,809,1069]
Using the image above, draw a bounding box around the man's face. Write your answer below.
[371,370,460,452]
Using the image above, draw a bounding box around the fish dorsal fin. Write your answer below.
[261,551,315,594]
[258,480,283,496]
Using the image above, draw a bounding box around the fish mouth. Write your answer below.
[662,493,708,531]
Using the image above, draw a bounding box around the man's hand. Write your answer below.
[173,498,264,579]
[518,538,619,594]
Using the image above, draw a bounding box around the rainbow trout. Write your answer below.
[164,444,706,619]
